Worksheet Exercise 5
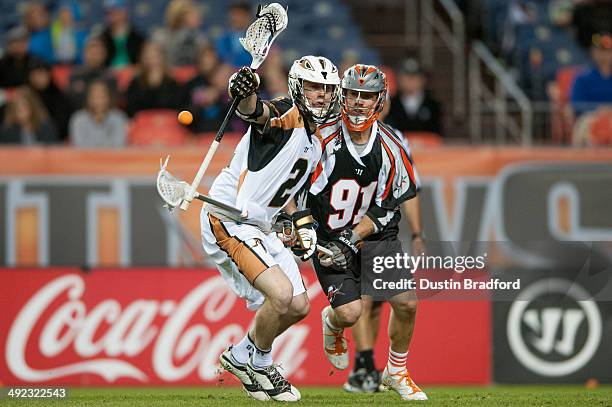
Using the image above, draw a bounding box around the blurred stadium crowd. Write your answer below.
[0,0,610,147]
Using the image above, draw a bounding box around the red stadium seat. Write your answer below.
[128,109,189,146]
[51,65,72,91]
[381,65,397,97]
[556,65,584,104]
[589,110,612,145]
[171,66,197,84]
[113,65,136,92]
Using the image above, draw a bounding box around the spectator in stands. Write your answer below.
[259,47,288,99]
[0,86,58,144]
[27,60,73,141]
[23,1,54,64]
[182,45,231,133]
[70,80,127,147]
[51,0,88,64]
[101,0,145,67]
[0,27,41,88]
[572,0,612,49]
[216,1,252,67]
[126,41,182,117]
[152,0,207,66]
[570,32,612,116]
[386,58,442,135]
[68,35,117,109]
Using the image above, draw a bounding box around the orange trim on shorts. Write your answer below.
[208,214,270,284]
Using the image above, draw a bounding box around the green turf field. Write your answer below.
[2,385,611,406]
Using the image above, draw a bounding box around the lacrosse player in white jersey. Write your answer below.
[201,56,340,402]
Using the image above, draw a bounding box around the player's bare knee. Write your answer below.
[289,294,310,320]
[393,299,417,318]
[334,301,362,326]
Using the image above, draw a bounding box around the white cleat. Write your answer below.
[321,305,349,370]
[248,363,301,402]
[381,366,428,401]
[219,347,270,401]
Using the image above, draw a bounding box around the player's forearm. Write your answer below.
[402,195,423,237]
[282,199,298,216]
[353,215,377,240]
[236,94,270,125]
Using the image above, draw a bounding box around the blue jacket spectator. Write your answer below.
[571,32,612,115]
[24,1,55,64]
[51,0,88,64]
[216,2,252,67]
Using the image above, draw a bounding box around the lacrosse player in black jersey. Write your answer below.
[307,64,427,401]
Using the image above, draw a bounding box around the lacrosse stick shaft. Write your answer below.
[180,97,241,210]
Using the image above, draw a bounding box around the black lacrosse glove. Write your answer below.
[228,66,260,99]
[324,229,362,271]
[290,210,318,261]
[274,211,296,247]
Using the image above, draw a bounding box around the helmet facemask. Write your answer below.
[288,56,341,125]
[340,88,385,131]
[289,77,339,125]
[339,64,388,132]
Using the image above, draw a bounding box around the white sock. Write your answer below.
[387,348,408,375]
[230,333,256,365]
[251,344,273,369]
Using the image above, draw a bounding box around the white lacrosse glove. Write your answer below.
[291,210,318,261]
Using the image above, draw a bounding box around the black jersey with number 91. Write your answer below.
[307,119,418,242]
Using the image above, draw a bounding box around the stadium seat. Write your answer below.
[588,110,612,145]
[113,66,136,92]
[556,65,585,105]
[171,65,197,84]
[51,65,72,91]
[404,132,443,147]
[128,109,189,146]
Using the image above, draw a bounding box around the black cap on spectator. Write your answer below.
[28,58,51,72]
[6,26,29,44]
[398,58,425,76]
[592,32,612,50]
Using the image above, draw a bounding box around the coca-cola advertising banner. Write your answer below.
[0,268,490,386]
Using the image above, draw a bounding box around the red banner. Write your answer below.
[0,268,490,386]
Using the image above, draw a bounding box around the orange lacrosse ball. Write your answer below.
[178,110,193,125]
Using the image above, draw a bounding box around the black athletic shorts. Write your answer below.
[312,237,413,308]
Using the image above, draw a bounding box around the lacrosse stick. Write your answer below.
[156,157,333,256]
[178,3,288,211]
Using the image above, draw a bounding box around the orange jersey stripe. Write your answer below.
[380,137,396,201]
[379,124,416,186]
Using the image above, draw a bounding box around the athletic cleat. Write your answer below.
[342,368,381,393]
[381,366,428,400]
[248,363,301,402]
[321,305,349,370]
[219,347,270,401]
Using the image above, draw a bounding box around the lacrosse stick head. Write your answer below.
[157,156,191,210]
[239,3,288,70]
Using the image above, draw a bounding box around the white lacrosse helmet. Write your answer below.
[288,55,340,124]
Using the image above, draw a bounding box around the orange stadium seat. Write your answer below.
[556,65,584,104]
[405,132,443,147]
[113,65,136,92]
[589,110,612,145]
[171,66,197,84]
[381,65,397,97]
[51,65,72,91]
[128,109,189,146]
